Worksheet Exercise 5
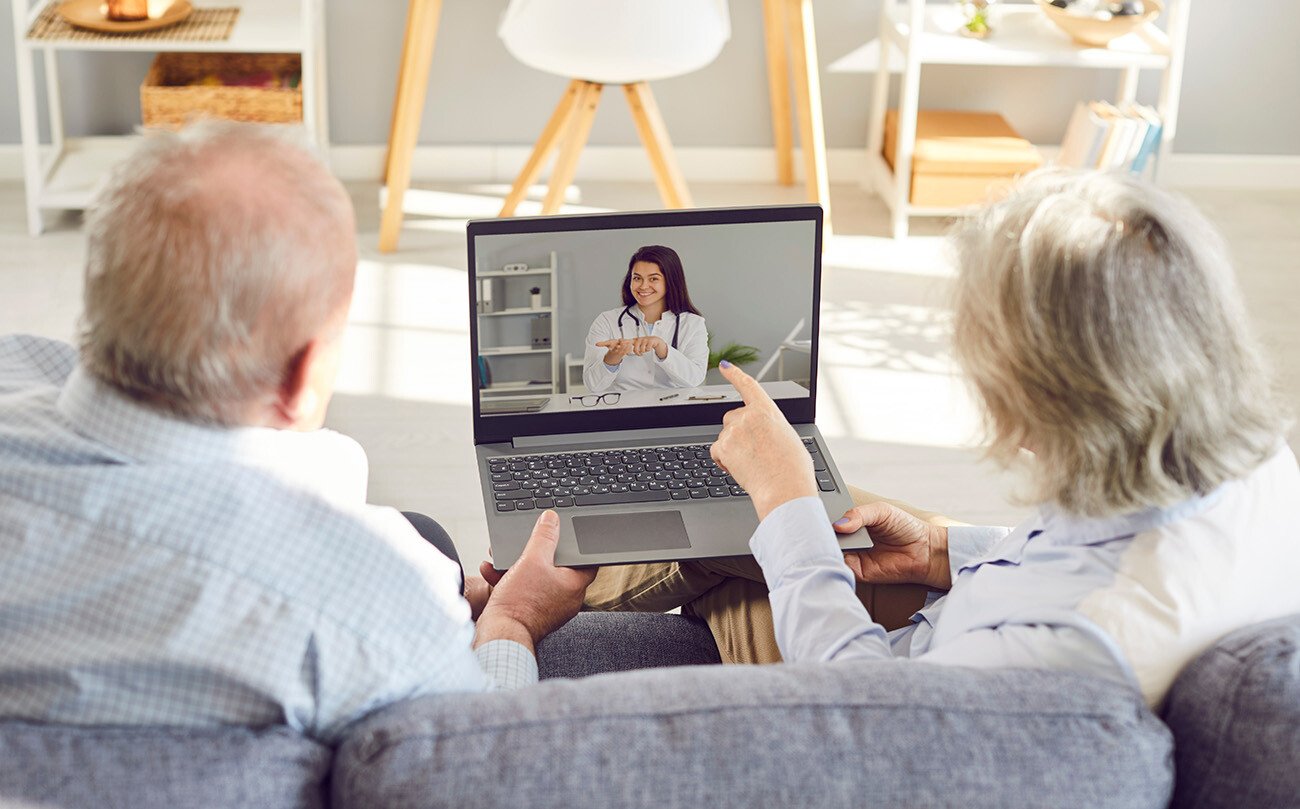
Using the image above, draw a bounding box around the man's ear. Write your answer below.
[273,339,323,428]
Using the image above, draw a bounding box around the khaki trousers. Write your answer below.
[583,487,963,664]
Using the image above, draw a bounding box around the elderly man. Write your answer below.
[0,122,592,743]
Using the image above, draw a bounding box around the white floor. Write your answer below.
[3,179,1297,568]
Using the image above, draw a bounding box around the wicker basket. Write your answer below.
[141,53,302,129]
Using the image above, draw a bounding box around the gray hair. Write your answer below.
[950,169,1286,516]
[80,121,356,425]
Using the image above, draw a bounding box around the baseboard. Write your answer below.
[0,142,1296,190]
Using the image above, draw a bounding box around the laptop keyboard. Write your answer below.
[489,437,834,513]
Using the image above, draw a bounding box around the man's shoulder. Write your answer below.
[0,335,77,390]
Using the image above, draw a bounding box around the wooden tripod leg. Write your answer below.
[624,82,692,209]
[762,0,795,186]
[379,0,442,253]
[499,79,583,218]
[542,81,602,215]
[788,0,832,235]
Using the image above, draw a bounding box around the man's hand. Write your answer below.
[834,501,951,590]
[474,510,596,651]
[710,361,817,521]
[596,339,632,366]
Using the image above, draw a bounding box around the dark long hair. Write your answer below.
[620,245,702,317]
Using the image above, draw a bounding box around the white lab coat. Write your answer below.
[583,306,708,393]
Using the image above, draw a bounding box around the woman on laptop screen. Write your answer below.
[583,245,708,393]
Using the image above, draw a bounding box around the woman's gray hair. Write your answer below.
[80,121,356,425]
[951,169,1286,516]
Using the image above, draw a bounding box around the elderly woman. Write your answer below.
[584,170,1299,707]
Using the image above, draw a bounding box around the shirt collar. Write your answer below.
[55,364,286,467]
[635,307,675,326]
[1033,487,1224,546]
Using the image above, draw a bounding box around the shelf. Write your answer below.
[36,136,139,209]
[480,346,553,356]
[885,5,1170,70]
[865,150,1009,219]
[477,269,553,278]
[21,0,310,53]
[479,307,553,317]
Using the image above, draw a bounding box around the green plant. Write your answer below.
[706,333,761,369]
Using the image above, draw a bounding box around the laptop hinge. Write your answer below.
[513,424,720,450]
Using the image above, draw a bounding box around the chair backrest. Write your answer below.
[499,0,731,85]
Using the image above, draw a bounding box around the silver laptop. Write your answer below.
[469,205,871,569]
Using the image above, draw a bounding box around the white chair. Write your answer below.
[497,0,731,217]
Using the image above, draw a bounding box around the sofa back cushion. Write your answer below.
[0,723,331,809]
[1164,612,1300,809]
[333,662,1172,809]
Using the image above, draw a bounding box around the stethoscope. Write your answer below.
[617,305,681,349]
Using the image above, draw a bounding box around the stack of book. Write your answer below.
[1057,101,1163,173]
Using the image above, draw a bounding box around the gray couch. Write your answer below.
[2,611,1297,809]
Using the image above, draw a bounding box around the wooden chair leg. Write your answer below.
[499,79,584,218]
[762,0,795,186]
[624,82,692,209]
[379,0,442,254]
[542,81,602,215]
[787,0,832,236]
[382,0,422,184]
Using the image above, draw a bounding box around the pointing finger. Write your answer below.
[718,360,775,411]
[519,509,561,563]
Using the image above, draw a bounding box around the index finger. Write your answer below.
[717,360,777,411]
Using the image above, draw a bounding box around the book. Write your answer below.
[1126,103,1163,174]
[1058,101,1109,168]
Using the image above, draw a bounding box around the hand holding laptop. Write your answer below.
[710,360,819,522]
[473,510,597,652]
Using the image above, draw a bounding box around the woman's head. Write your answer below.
[951,169,1285,516]
[621,245,702,317]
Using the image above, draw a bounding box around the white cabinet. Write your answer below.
[864,0,1191,238]
[10,0,329,236]
[475,251,560,397]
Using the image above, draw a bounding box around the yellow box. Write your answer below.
[884,110,1042,208]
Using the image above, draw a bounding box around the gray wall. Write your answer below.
[2,1,1296,155]
[473,219,816,385]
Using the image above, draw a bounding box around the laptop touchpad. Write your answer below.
[572,511,691,555]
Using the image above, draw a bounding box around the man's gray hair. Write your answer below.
[951,169,1286,516]
[81,121,356,425]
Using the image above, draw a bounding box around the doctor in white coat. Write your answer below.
[583,245,708,393]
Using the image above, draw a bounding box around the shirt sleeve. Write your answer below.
[945,525,1013,579]
[749,496,894,663]
[653,314,708,388]
[583,313,619,393]
[474,639,539,690]
[912,623,1134,690]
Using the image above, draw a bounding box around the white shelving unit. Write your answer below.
[864,0,1191,239]
[10,0,330,236]
[475,252,559,397]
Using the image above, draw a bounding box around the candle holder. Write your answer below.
[106,0,149,22]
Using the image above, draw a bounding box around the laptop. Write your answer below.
[469,204,872,569]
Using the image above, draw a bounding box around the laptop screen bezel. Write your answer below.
[467,204,823,446]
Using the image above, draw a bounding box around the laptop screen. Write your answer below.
[467,205,822,444]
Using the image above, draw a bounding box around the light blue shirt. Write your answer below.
[0,335,535,743]
[752,446,1300,707]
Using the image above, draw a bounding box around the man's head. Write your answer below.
[80,121,357,429]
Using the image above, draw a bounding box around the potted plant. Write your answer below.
[705,334,761,384]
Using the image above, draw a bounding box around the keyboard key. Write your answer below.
[495,501,516,512]
[708,487,730,497]
[492,481,520,492]
[495,491,532,501]
[630,482,648,491]
[648,481,667,490]
[535,498,556,508]
[809,453,828,472]
[668,480,688,490]
[515,500,536,510]
[555,497,575,508]
[730,486,748,497]
[689,488,709,499]
[671,491,690,500]
[575,490,672,507]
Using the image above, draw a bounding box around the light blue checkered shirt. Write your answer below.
[0,335,535,743]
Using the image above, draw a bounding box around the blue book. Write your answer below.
[1128,104,1163,174]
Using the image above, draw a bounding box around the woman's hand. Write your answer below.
[596,339,632,366]
[834,502,951,590]
[631,335,668,359]
[710,361,817,521]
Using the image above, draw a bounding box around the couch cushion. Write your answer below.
[0,723,331,809]
[1164,613,1300,809]
[537,612,721,678]
[334,662,1172,809]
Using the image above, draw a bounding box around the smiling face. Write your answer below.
[629,261,667,311]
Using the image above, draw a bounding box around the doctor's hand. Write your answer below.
[630,335,668,359]
[710,361,817,522]
[596,339,633,366]
[834,502,952,590]
[473,510,597,651]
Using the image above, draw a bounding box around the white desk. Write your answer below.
[482,380,809,416]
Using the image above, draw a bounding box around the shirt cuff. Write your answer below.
[474,639,538,691]
[749,496,843,588]
[603,363,620,372]
[947,525,1013,579]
